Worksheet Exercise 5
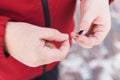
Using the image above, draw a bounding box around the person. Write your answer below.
[0,0,113,80]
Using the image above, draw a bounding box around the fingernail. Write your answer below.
[78,30,84,35]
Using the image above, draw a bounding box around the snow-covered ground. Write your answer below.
[59,0,120,80]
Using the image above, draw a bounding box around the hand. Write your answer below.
[71,0,111,48]
[5,22,70,67]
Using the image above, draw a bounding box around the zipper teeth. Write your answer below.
[41,0,50,27]
[41,0,50,74]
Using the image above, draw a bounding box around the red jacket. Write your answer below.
[0,0,114,80]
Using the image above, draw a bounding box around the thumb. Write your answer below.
[78,12,96,35]
[39,28,69,42]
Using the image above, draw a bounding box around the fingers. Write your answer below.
[94,18,111,34]
[51,40,70,61]
[37,28,70,64]
[43,40,70,64]
[74,33,104,48]
[39,28,69,42]
[59,40,70,54]
[75,35,93,48]
[71,32,94,48]
[78,11,96,35]
[72,18,110,48]
[45,41,56,48]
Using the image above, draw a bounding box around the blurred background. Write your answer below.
[59,0,120,80]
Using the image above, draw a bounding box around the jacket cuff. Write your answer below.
[109,0,114,4]
[0,16,10,57]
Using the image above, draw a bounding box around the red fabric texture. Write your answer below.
[0,0,76,80]
[0,0,114,79]
[0,16,9,57]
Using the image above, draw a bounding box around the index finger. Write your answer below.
[44,40,70,62]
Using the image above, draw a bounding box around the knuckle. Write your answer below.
[53,29,59,35]
[53,29,60,39]
[59,55,66,61]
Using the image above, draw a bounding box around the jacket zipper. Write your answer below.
[41,0,50,27]
[41,0,51,74]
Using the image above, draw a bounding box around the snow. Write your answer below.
[59,0,120,80]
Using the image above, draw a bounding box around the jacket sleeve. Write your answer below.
[0,16,10,57]
[109,0,114,4]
